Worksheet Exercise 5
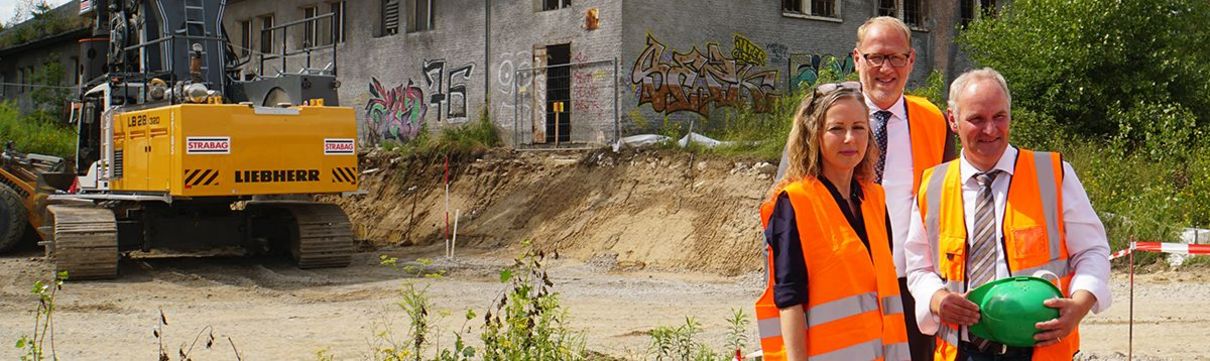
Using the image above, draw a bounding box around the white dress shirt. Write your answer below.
[866,95,915,278]
[905,146,1113,337]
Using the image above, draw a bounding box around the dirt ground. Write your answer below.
[0,150,1207,360]
[0,247,1207,360]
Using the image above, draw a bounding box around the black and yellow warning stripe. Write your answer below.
[184,168,220,186]
[330,167,358,185]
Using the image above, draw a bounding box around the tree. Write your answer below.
[958,0,1210,146]
[0,0,78,48]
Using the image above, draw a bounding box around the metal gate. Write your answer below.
[513,58,619,149]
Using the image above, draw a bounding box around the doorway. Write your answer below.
[544,43,571,143]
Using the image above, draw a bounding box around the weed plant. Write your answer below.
[649,317,715,361]
[0,101,76,158]
[647,309,753,361]
[480,242,585,361]
[15,271,66,361]
[384,106,500,159]
[370,242,584,361]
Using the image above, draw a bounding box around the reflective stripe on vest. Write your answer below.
[813,338,884,361]
[917,149,1081,361]
[754,178,909,361]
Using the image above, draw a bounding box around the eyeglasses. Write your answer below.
[861,52,911,68]
[814,81,862,96]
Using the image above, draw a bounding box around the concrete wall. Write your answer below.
[222,0,624,147]
[223,0,488,146]
[489,0,623,146]
[0,40,82,114]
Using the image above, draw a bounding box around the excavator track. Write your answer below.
[46,204,118,280]
[278,203,354,269]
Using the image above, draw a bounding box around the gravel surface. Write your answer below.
[1,246,1206,360]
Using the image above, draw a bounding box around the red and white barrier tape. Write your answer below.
[1109,241,1210,260]
[1109,248,1132,260]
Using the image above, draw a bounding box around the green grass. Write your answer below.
[1182,255,1210,268]
[384,106,500,158]
[0,101,76,158]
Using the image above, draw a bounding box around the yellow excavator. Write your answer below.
[0,0,359,279]
[0,146,69,254]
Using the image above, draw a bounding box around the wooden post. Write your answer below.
[553,101,565,147]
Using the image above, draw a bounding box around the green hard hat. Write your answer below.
[966,276,1062,347]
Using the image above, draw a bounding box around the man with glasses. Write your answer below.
[853,16,955,361]
[904,68,1111,361]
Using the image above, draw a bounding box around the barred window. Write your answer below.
[382,0,399,36]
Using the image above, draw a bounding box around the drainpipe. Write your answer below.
[484,0,490,103]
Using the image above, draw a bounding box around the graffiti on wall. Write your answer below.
[766,42,788,65]
[570,51,609,120]
[423,59,475,122]
[572,68,609,120]
[787,53,854,91]
[630,34,779,116]
[496,50,533,116]
[365,77,426,144]
[731,34,767,67]
[363,60,476,145]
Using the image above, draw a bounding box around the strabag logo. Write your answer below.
[324,138,355,155]
[186,137,230,154]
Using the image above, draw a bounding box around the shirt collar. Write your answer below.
[865,94,907,124]
[959,145,1018,184]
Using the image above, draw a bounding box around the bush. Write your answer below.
[906,70,946,113]
[1062,141,1181,267]
[959,0,1210,141]
[961,0,1210,267]
[0,2,82,48]
[480,242,585,361]
[0,101,76,158]
[706,62,858,161]
[385,106,500,158]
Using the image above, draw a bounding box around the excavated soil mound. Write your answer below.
[325,148,778,276]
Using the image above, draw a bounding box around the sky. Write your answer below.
[0,0,70,26]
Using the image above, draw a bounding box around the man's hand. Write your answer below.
[930,289,980,326]
[1034,290,1097,346]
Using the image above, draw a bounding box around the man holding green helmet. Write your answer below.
[903,68,1112,361]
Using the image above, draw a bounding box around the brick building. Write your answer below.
[1,0,1001,146]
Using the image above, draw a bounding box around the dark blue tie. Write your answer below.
[873,110,891,183]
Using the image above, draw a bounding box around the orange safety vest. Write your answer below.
[916,149,1078,361]
[904,95,949,191]
[755,178,910,361]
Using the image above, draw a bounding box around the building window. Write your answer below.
[877,0,896,17]
[302,6,318,48]
[381,0,399,36]
[259,14,275,54]
[406,0,433,33]
[903,0,924,28]
[541,0,570,11]
[329,1,346,43]
[70,56,79,85]
[880,0,926,29]
[239,20,252,57]
[782,0,838,19]
[962,0,996,26]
